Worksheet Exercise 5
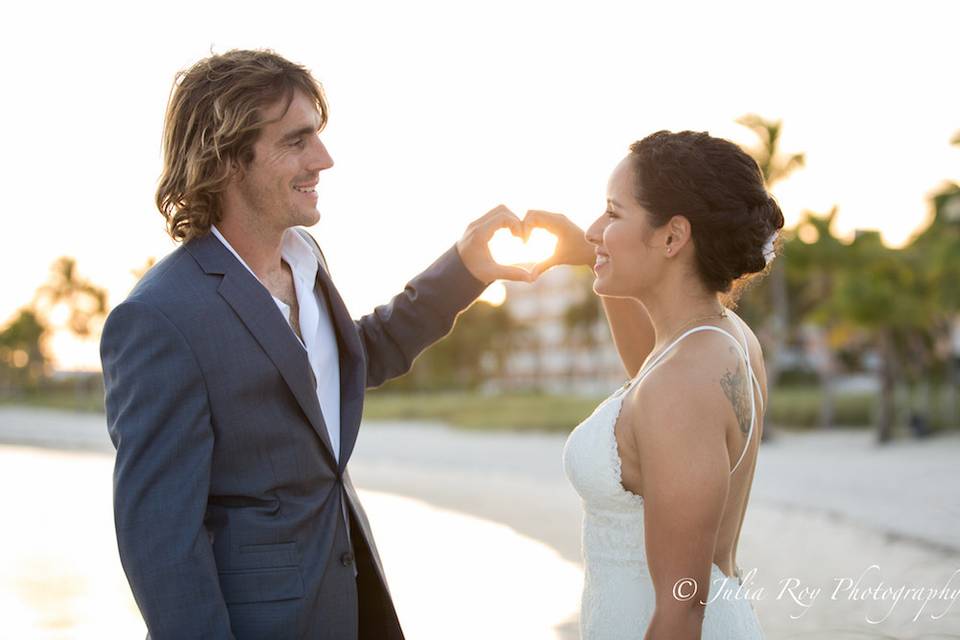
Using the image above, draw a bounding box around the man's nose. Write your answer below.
[310,139,334,171]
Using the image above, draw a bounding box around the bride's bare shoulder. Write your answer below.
[620,345,730,433]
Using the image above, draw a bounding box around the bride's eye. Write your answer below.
[605,210,617,219]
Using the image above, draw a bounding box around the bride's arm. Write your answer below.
[601,296,654,378]
[621,356,730,640]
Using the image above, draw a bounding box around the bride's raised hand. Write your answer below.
[523,210,595,279]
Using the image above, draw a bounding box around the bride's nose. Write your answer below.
[585,214,606,246]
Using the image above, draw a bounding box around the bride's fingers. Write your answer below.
[523,209,557,240]
[499,210,525,239]
[509,217,525,238]
[532,257,560,279]
[524,209,565,233]
[520,215,536,241]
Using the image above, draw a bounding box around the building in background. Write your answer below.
[489,267,626,395]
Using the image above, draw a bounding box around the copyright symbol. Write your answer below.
[673,578,697,601]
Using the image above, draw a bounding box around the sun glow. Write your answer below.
[487,228,558,268]
[478,281,507,306]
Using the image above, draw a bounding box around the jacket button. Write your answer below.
[340,552,354,567]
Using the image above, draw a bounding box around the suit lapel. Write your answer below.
[185,233,338,467]
[312,255,366,470]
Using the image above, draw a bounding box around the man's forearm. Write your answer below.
[359,244,486,388]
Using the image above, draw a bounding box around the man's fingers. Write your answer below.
[482,207,524,239]
[480,204,516,224]
[505,214,525,238]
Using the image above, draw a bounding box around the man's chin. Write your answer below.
[294,208,321,227]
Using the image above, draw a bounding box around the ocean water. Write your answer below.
[0,445,582,639]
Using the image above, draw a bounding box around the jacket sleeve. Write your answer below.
[357,244,487,388]
[101,299,234,639]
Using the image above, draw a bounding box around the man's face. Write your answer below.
[227,89,333,231]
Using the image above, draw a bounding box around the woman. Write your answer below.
[527,130,780,638]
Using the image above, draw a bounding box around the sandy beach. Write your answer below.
[348,420,960,639]
[1,406,958,639]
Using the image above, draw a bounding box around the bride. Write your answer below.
[526,130,781,638]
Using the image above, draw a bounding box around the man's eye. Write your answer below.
[292,139,306,148]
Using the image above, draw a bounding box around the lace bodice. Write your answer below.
[562,320,765,639]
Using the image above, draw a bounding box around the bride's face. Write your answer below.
[586,155,667,297]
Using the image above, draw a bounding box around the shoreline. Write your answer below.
[0,406,957,557]
[2,407,959,637]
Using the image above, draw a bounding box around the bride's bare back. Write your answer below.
[616,312,768,580]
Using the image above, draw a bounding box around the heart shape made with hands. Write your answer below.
[487,227,558,267]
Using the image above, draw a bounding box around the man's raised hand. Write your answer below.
[456,205,534,284]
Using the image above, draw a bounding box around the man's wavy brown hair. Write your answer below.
[156,49,328,243]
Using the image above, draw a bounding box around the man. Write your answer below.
[100,49,531,639]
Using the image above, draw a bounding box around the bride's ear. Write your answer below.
[664,215,692,256]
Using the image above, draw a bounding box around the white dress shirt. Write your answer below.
[210,226,342,461]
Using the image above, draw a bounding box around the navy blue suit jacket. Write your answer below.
[100,229,486,639]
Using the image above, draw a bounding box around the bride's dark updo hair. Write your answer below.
[629,130,785,295]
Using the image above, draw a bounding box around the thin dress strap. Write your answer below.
[727,317,762,474]
[624,322,762,475]
[730,315,765,414]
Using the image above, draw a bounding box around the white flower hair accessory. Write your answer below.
[762,231,778,266]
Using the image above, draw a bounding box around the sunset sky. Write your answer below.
[3,1,958,370]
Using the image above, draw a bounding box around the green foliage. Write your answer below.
[363,390,602,431]
[362,386,955,432]
[914,184,960,312]
[0,309,50,390]
[736,126,960,437]
[381,300,524,391]
[1,256,109,394]
[0,377,105,412]
[563,267,602,339]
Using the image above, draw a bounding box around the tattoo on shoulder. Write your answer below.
[719,347,750,436]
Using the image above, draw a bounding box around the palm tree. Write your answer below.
[826,232,938,442]
[783,208,850,428]
[33,257,108,338]
[908,136,960,432]
[736,116,806,439]
[735,115,806,185]
[736,115,805,392]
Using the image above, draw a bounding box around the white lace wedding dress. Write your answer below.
[563,319,765,639]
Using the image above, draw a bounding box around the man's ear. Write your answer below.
[228,160,245,184]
